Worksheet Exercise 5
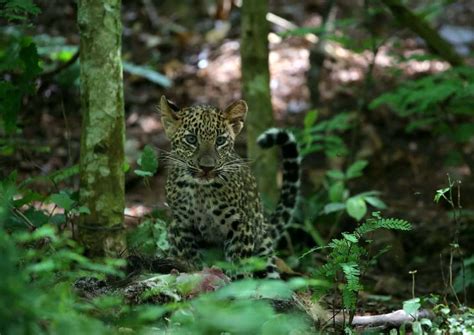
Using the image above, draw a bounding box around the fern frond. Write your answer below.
[341,262,362,310]
[356,218,412,236]
[342,288,357,311]
[341,262,362,291]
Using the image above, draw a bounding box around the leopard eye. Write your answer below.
[184,134,197,145]
[216,136,227,146]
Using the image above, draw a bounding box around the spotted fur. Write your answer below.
[160,96,300,278]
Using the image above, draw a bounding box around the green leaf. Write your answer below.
[356,218,411,235]
[24,207,49,227]
[256,280,293,299]
[50,213,66,225]
[403,298,421,316]
[123,62,172,88]
[346,196,367,221]
[434,187,450,203]
[20,42,42,79]
[420,318,432,328]
[49,192,74,211]
[452,123,474,142]
[342,232,358,243]
[133,170,153,177]
[324,135,348,158]
[74,206,91,215]
[322,202,346,214]
[346,160,368,179]
[412,321,423,335]
[329,181,345,202]
[304,110,318,129]
[135,145,158,177]
[0,82,22,134]
[0,0,41,21]
[122,161,130,172]
[12,190,44,207]
[326,169,345,180]
[51,165,79,183]
[363,196,387,209]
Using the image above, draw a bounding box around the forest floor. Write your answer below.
[4,0,474,312]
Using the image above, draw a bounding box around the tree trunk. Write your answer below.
[77,0,126,257]
[240,0,278,205]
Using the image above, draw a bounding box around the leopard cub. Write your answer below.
[160,96,300,278]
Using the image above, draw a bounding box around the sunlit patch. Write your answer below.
[139,116,162,133]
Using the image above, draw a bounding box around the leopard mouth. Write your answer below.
[196,170,216,180]
[189,168,217,182]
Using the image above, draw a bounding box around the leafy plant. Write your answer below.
[127,217,169,256]
[297,109,354,158]
[434,176,470,305]
[0,35,42,135]
[370,66,474,166]
[1,2,42,157]
[1,170,85,230]
[0,214,125,334]
[0,0,40,22]
[294,111,386,247]
[134,144,159,177]
[401,296,474,335]
[313,213,412,321]
[164,278,313,334]
[322,159,387,221]
[431,305,474,335]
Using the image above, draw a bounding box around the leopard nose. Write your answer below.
[198,154,215,173]
[199,164,214,174]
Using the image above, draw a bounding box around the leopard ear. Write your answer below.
[160,96,180,136]
[223,100,247,136]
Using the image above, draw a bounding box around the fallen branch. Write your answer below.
[380,0,464,67]
[351,309,433,328]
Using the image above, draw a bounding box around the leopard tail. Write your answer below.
[257,128,301,240]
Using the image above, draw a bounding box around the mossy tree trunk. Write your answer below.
[241,0,278,205]
[77,0,126,257]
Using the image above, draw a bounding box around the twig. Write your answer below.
[409,270,417,299]
[39,50,80,79]
[440,253,449,304]
[265,12,298,30]
[443,174,463,305]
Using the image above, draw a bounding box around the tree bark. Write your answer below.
[380,0,464,67]
[240,0,278,205]
[77,0,126,257]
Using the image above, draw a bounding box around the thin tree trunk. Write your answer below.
[241,0,278,205]
[77,0,126,257]
[307,0,336,107]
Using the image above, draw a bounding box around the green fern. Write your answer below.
[356,218,412,236]
[314,214,412,314]
[341,262,362,310]
[369,66,474,148]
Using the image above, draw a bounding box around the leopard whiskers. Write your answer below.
[161,152,198,172]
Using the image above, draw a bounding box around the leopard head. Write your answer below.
[160,96,247,183]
